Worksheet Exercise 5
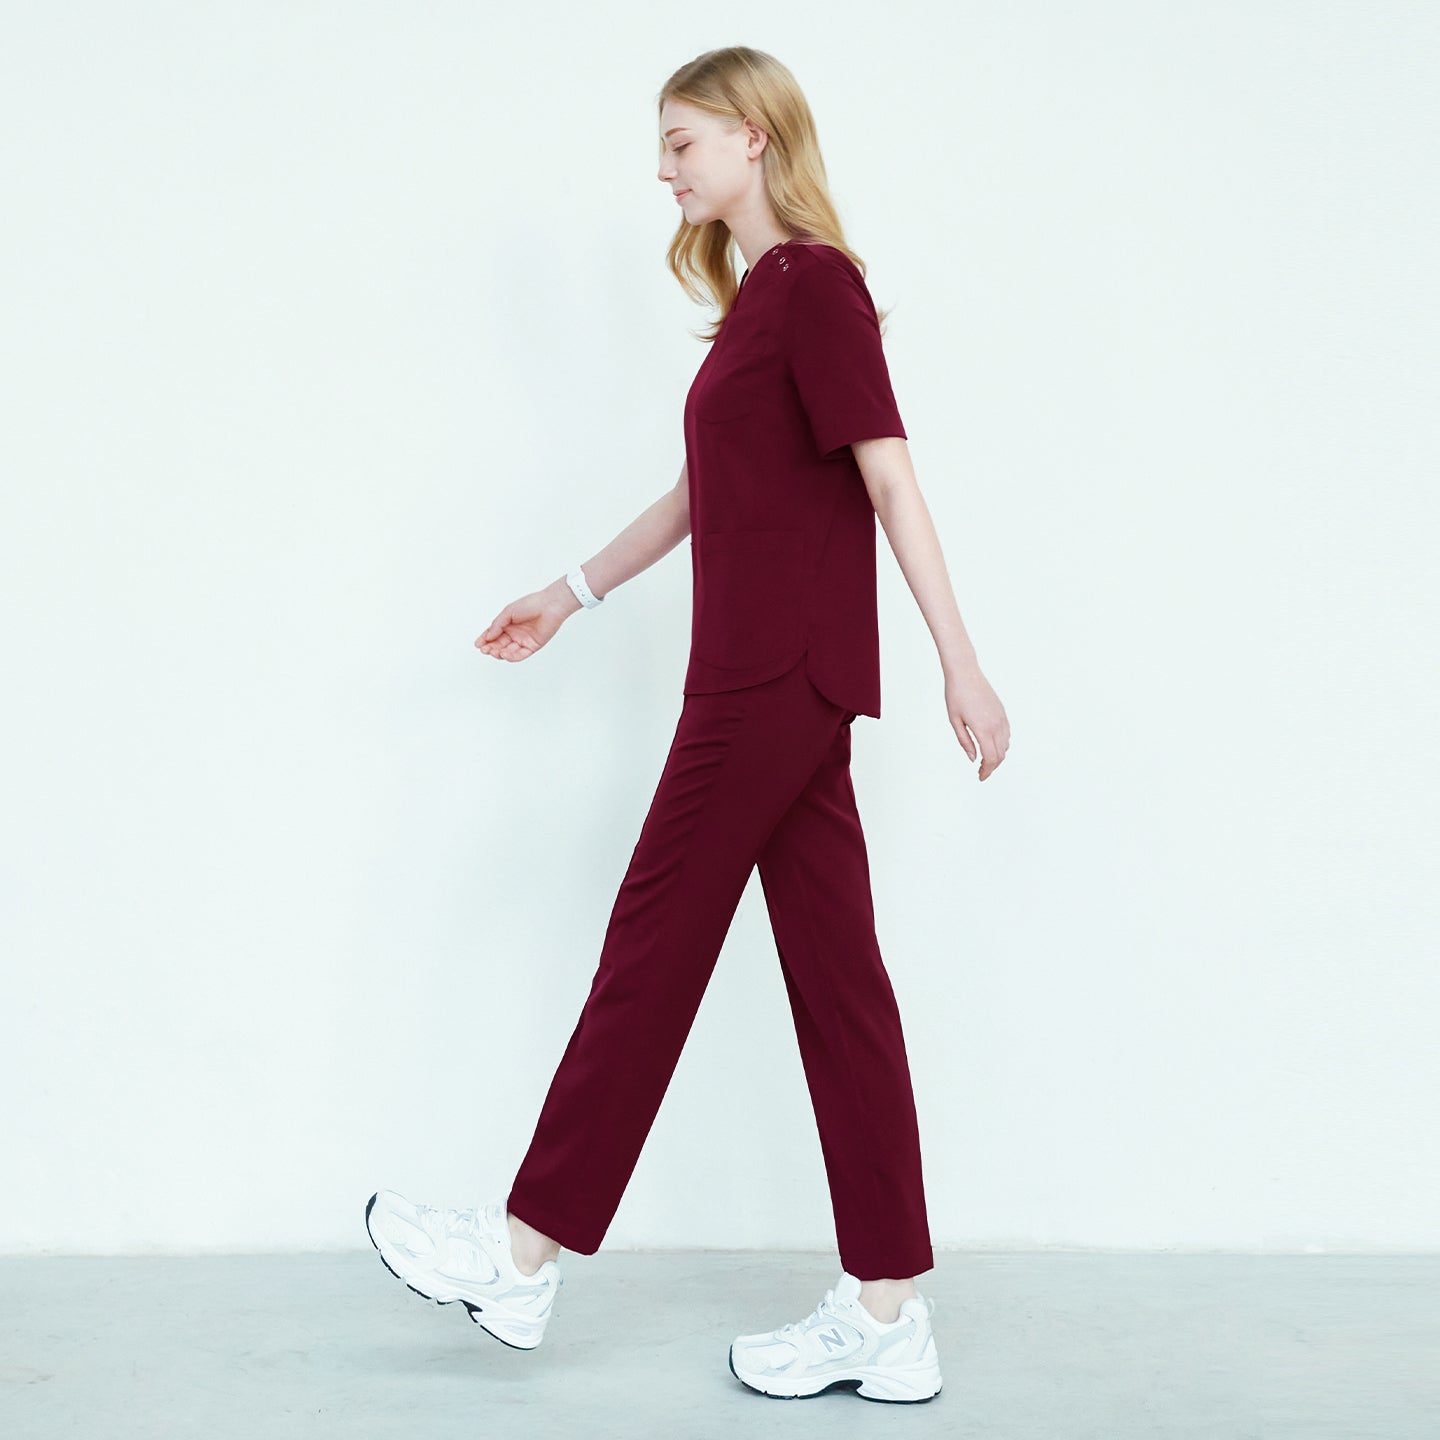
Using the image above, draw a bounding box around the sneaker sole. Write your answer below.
[364,1192,549,1351]
[728,1343,943,1402]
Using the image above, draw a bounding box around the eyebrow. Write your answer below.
[663,127,691,137]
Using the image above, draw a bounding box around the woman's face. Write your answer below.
[657,99,767,227]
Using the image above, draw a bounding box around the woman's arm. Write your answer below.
[851,436,1010,778]
[477,461,690,661]
[539,459,691,617]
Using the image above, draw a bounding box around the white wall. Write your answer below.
[1,1,1433,1256]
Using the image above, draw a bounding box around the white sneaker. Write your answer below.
[728,1271,943,1402]
[364,1190,562,1349]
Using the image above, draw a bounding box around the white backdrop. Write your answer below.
[1,1,1434,1256]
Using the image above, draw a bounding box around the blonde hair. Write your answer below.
[656,46,894,344]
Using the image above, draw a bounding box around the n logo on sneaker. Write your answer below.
[435,1237,500,1286]
[818,1326,848,1353]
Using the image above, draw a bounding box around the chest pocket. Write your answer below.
[694,324,774,424]
[693,528,807,671]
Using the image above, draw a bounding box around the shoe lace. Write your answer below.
[776,1286,842,1341]
[416,1201,486,1241]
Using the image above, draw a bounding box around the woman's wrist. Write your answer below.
[545,575,584,618]
[942,645,981,682]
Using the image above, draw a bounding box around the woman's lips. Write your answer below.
[674,189,691,201]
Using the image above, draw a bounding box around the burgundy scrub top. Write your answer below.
[682,240,906,720]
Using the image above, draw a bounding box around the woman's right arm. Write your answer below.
[476,461,690,662]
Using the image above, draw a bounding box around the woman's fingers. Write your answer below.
[476,626,539,661]
[477,610,510,645]
[952,713,1015,779]
[952,717,977,762]
[975,725,1010,779]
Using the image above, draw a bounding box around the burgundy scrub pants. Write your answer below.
[505,653,934,1281]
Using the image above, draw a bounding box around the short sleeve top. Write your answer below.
[681,240,906,718]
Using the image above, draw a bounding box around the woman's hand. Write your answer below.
[944,664,1010,780]
[475,586,574,662]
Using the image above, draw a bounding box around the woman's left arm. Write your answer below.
[851,436,1011,780]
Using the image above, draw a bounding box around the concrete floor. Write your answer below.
[1,1250,1432,1438]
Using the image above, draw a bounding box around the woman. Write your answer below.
[366,46,1009,1405]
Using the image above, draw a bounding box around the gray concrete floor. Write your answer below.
[1,1250,1433,1438]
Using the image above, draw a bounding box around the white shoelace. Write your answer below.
[415,1201,488,1242]
[776,1286,844,1339]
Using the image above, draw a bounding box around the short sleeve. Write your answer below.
[785,255,907,461]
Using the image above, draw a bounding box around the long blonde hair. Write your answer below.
[657,46,894,344]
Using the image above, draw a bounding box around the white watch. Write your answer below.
[566,566,603,609]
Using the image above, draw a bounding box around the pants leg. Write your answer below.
[755,717,935,1281]
[506,656,933,1280]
